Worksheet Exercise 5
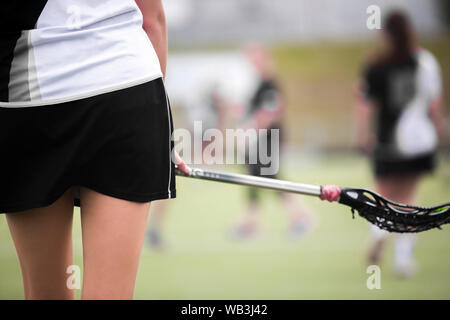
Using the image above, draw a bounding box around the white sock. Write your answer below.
[394,233,416,270]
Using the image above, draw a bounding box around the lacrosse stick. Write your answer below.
[176,167,450,233]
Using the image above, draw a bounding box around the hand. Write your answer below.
[173,150,191,175]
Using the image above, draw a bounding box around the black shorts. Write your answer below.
[245,127,281,202]
[0,78,176,213]
[372,153,436,178]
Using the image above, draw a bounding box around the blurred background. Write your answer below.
[165,0,449,150]
[1,0,449,299]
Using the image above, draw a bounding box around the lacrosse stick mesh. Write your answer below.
[338,188,450,233]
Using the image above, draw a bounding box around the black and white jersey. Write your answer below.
[248,79,283,130]
[362,49,442,159]
[0,0,162,107]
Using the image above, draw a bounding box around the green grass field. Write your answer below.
[1,154,449,299]
[1,41,449,299]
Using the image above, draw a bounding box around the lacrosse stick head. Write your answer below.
[338,188,450,233]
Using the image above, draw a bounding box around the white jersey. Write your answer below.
[395,49,442,156]
[363,47,442,159]
[0,0,162,107]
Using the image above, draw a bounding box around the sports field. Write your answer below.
[1,40,449,299]
[0,153,449,299]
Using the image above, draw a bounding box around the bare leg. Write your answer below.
[6,189,75,300]
[79,188,150,299]
[233,192,317,240]
[368,176,398,266]
[368,174,420,269]
[391,175,420,277]
[368,224,388,266]
[231,183,262,240]
[232,200,261,240]
[281,193,317,238]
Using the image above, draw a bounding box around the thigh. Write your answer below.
[375,174,421,204]
[79,187,150,300]
[6,188,75,300]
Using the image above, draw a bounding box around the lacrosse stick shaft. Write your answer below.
[176,168,450,233]
[176,168,322,197]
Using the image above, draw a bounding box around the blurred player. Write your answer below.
[147,52,255,250]
[356,11,445,277]
[231,44,316,240]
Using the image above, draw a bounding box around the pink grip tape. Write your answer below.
[320,185,341,202]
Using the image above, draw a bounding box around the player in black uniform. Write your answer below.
[232,45,316,240]
[356,11,445,277]
[0,0,189,299]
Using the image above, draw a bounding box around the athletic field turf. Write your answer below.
[0,153,449,299]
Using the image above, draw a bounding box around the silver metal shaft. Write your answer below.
[176,167,322,197]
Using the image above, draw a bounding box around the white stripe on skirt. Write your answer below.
[164,85,172,198]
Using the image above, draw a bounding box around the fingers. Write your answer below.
[176,161,191,175]
[173,150,191,174]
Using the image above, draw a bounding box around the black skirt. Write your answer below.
[0,78,176,213]
[372,152,436,178]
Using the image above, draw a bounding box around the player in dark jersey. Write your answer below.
[356,11,445,277]
[232,44,316,240]
[0,0,189,299]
